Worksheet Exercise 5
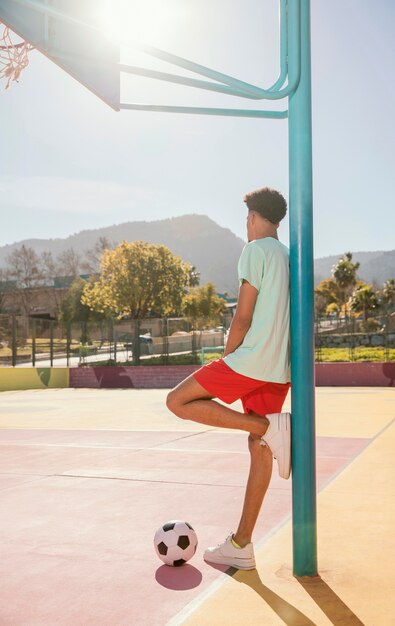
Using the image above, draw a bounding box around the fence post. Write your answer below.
[50,320,54,367]
[385,313,389,362]
[114,326,117,364]
[191,320,197,355]
[12,315,17,367]
[162,318,169,364]
[133,319,141,365]
[109,319,113,361]
[32,318,36,367]
[66,322,71,367]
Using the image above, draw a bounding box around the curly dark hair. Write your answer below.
[244,187,287,224]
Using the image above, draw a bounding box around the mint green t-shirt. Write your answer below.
[224,237,290,383]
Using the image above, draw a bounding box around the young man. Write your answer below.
[166,187,291,570]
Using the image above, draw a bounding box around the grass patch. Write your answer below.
[316,347,395,362]
[84,347,395,366]
[202,351,223,363]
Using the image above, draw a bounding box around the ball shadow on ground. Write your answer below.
[155,564,203,590]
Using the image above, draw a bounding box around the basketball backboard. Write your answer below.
[0,0,120,109]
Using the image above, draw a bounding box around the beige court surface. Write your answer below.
[1,387,394,626]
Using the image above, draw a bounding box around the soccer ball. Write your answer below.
[154,520,198,567]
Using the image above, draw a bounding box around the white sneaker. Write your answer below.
[260,412,291,479]
[203,534,256,570]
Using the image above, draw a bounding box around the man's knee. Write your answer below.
[248,433,267,454]
[248,432,261,445]
[166,389,184,417]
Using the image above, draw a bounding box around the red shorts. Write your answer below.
[193,358,290,417]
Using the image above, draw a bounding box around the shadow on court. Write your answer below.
[231,568,318,626]
[297,576,366,626]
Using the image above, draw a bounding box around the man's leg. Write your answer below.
[166,375,270,437]
[167,376,273,554]
[233,434,273,548]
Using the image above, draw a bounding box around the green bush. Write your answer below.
[361,318,381,333]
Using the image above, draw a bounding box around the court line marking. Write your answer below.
[55,474,249,488]
[0,443,249,454]
[0,442,366,464]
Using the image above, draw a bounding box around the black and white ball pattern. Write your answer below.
[154,520,198,566]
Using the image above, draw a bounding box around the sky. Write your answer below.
[0,0,394,259]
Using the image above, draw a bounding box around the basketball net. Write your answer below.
[0,24,34,89]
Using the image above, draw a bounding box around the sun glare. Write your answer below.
[98,0,185,46]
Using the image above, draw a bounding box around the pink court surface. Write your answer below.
[0,387,394,626]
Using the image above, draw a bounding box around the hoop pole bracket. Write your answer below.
[119,102,288,118]
[119,64,263,100]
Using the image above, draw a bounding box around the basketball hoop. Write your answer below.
[0,24,34,89]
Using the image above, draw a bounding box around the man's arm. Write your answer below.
[223,280,258,357]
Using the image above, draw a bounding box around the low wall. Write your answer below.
[69,364,395,389]
[0,367,69,391]
[1,363,394,392]
[315,362,395,386]
[68,365,201,389]
[317,332,395,348]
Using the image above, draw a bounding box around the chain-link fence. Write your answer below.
[1,313,394,367]
[0,315,226,367]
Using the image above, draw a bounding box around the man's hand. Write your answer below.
[223,280,258,357]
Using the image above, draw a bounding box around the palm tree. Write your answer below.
[350,285,379,321]
[188,266,200,287]
[382,278,395,313]
[332,252,360,321]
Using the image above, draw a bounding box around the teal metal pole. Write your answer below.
[288,0,317,576]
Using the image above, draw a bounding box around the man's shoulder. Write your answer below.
[238,241,266,269]
[251,238,289,255]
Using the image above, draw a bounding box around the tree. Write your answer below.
[314,278,341,317]
[350,284,379,322]
[0,267,13,313]
[332,252,360,318]
[184,282,227,328]
[381,278,395,312]
[57,248,82,277]
[81,241,191,319]
[5,245,44,315]
[40,250,64,312]
[82,237,113,274]
[59,277,98,323]
[41,250,57,279]
[59,277,108,342]
[326,302,340,317]
[188,266,200,287]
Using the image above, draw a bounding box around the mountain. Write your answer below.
[1,215,394,293]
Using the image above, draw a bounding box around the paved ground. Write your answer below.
[0,387,393,625]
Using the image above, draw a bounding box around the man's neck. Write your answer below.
[254,230,278,241]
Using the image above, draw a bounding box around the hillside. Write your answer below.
[0,215,245,296]
[314,250,395,286]
[1,215,394,292]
